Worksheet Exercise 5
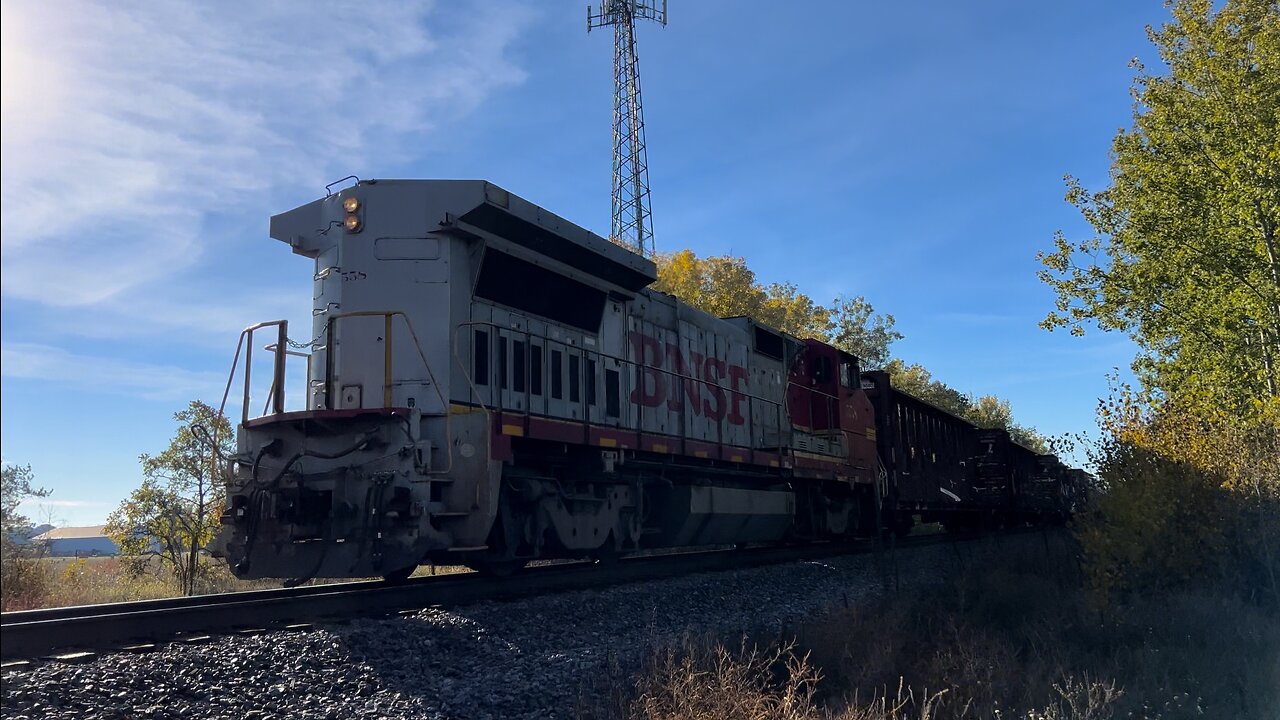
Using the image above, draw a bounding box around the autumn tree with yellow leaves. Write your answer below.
[652,249,1047,451]
[653,250,886,362]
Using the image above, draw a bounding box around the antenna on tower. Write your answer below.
[588,0,666,258]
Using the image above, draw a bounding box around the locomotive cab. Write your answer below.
[213,180,656,580]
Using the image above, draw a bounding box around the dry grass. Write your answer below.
[792,542,1280,719]
[631,638,824,720]
[620,638,957,720]
[596,635,1127,720]
[581,537,1280,720]
[0,554,471,610]
[0,552,53,611]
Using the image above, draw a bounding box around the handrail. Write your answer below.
[321,310,448,413]
[450,320,858,466]
[453,321,790,420]
[218,320,291,426]
[216,312,456,476]
[784,380,845,440]
[321,310,453,475]
[262,344,311,417]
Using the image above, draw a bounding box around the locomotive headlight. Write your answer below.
[342,196,360,213]
[344,214,362,232]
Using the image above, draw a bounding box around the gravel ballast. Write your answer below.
[1,533,1050,720]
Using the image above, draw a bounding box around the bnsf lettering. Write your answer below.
[628,331,749,425]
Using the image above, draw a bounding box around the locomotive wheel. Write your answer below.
[593,536,620,566]
[381,565,417,583]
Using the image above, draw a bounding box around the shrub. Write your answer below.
[1080,396,1280,607]
[0,549,51,611]
[605,536,1278,720]
[629,638,823,720]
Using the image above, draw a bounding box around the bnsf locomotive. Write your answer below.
[211,180,1082,581]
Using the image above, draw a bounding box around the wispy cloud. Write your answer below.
[1,343,226,401]
[32,285,311,349]
[1,0,534,309]
[19,499,107,509]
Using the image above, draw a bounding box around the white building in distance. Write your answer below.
[30,525,119,557]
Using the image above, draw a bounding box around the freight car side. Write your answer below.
[861,370,996,531]
[972,428,1039,527]
[1022,453,1070,524]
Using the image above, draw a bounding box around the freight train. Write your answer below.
[210,180,1084,582]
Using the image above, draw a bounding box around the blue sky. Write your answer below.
[1,1,1166,526]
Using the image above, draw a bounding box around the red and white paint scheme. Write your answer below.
[211,180,1082,582]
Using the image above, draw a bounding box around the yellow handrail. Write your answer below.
[322,310,453,475]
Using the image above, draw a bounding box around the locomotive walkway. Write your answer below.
[0,529,1034,662]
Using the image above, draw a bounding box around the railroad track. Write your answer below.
[0,529,1036,662]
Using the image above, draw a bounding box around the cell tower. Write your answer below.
[588,0,666,258]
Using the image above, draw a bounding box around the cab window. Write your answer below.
[812,356,832,384]
[840,360,857,388]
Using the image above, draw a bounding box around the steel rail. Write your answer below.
[0,529,1039,661]
[1,576,412,624]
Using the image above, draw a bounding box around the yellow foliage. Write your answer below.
[1099,391,1280,495]
[1081,389,1280,606]
[653,250,771,323]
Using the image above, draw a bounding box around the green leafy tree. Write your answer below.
[1,463,47,544]
[105,401,232,596]
[1,464,51,610]
[882,359,972,417]
[829,295,902,370]
[1038,0,1280,417]
[1039,0,1280,605]
[882,361,1046,451]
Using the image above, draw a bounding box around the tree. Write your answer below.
[1038,0,1280,417]
[1078,388,1280,606]
[654,249,1044,447]
[968,395,1048,452]
[652,250,902,367]
[1,463,48,545]
[882,359,972,417]
[966,395,1014,431]
[1,464,50,610]
[758,281,833,342]
[105,401,232,596]
[829,295,902,370]
[654,250,770,321]
[883,360,1047,452]
[1039,0,1280,605]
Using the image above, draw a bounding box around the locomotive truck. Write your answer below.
[210,180,1079,582]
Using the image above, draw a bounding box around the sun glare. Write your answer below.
[0,6,60,136]
[0,12,24,110]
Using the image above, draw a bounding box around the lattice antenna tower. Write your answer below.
[588,0,666,258]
